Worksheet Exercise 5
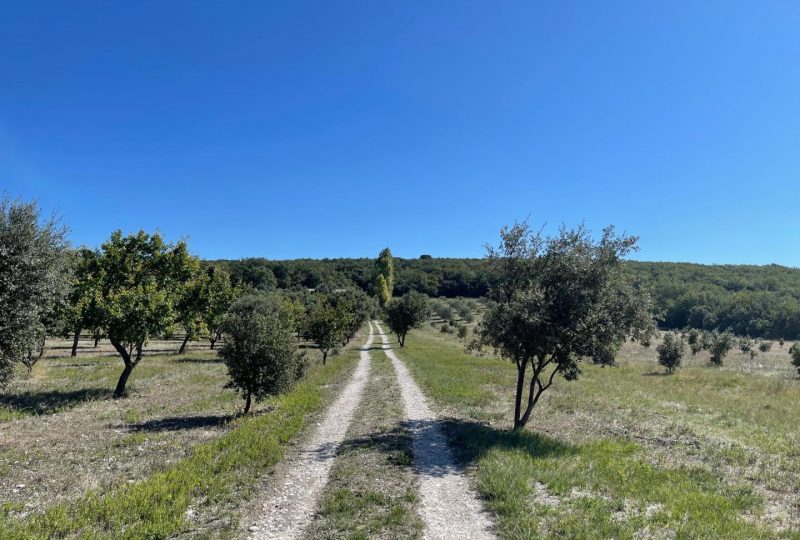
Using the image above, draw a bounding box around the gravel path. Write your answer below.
[248,322,375,540]
[374,322,495,540]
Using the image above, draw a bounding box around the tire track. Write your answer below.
[374,321,495,540]
[248,322,375,540]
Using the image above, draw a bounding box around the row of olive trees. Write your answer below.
[219,288,374,412]
[0,197,244,397]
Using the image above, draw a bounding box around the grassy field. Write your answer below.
[0,332,366,538]
[393,325,800,539]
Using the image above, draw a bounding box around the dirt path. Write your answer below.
[247,322,375,540]
[374,322,495,540]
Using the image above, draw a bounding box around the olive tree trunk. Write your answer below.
[111,339,142,398]
[70,329,80,357]
[178,335,190,354]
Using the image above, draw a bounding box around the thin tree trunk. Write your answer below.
[71,329,80,357]
[114,362,134,398]
[323,350,328,365]
[513,358,528,430]
[243,392,252,414]
[179,335,190,354]
[111,338,136,398]
[94,336,100,348]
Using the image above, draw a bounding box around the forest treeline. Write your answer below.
[213,257,800,339]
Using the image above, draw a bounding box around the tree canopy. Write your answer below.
[384,291,430,347]
[220,294,307,413]
[93,230,198,397]
[0,197,70,385]
[478,222,654,430]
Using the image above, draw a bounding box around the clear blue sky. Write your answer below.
[2,2,799,264]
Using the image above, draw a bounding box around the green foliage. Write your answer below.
[0,197,70,385]
[457,325,469,340]
[384,291,430,347]
[175,261,208,353]
[790,343,800,376]
[657,332,685,373]
[478,221,655,430]
[206,256,800,339]
[627,261,800,339]
[757,340,772,352]
[220,294,307,413]
[591,346,617,367]
[708,331,735,366]
[203,267,240,349]
[376,274,391,308]
[93,230,198,397]
[690,340,703,356]
[60,249,105,355]
[375,247,394,296]
[306,290,369,363]
[737,337,753,354]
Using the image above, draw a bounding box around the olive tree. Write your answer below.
[384,291,431,347]
[0,197,70,385]
[61,248,104,357]
[175,264,208,354]
[94,231,196,397]
[306,294,345,364]
[220,295,307,414]
[708,330,734,366]
[657,332,685,373]
[478,222,654,430]
[203,267,239,349]
[330,289,372,345]
[790,343,800,376]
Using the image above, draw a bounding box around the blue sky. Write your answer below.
[1,2,799,264]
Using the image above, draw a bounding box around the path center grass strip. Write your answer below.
[0,351,359,540]
[394,331,780,539]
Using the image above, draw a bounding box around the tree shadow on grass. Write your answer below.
[311,425,414,464]
[128,414,233,432]
[328,418,575,479]
[642,371,671,377]
[175,355,222,364]
[0,387,112,416]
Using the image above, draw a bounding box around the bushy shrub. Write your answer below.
[687,329,701,345]
[657,332,685,373]
[790,343,800,376]
[709,331,734,366]
[457,325,469,339]
[434,303,453,321]
[221,295,307,413]
[738,337,753,354]
[690,340,703,356]
[592,346,617,367]
[758,341,772,352]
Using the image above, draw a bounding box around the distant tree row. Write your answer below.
[212,257,800,339]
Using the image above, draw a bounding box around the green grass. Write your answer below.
[304,341,424,539]
[393,329,800,539]
[0,349,360,539]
